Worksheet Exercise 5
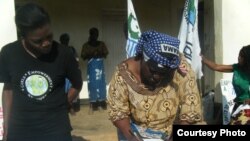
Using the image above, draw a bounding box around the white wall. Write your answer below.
[222,0,250,79]
[0,1,17,47]
[212,0,250,103]
[0,1,17,103]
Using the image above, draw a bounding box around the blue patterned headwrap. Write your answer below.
[135,30,180,69]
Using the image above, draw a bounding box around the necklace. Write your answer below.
[22,40,37,58]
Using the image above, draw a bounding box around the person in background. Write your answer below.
[0,3,82,141]
[59,33,79,61]
[201,45,250,125]
[81,27,109,113]
[107,30,205,141]
[59,33,80,114]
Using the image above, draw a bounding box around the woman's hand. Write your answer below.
[178,64,188,76]
[128,136,143,141]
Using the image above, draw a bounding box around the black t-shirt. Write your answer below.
[0,40,82,137]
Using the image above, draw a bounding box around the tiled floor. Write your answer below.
[70,104,118,141]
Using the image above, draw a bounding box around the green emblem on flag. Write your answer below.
[185,0,196,26]
[128,13,140,40]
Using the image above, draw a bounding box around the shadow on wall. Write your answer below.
[72,135,90,141]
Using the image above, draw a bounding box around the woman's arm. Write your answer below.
[201,55,233,72]
[81,44,95,60]
[67,87,80,105]
[108,69,142,141]
[2,83,13,141]
[94,42,109,58]
[114,118,142,141]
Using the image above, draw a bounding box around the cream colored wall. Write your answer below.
[211,0,250,103]
[222,0,250,79]
[14,0,185,99]
[202,0,216,93]
[212,0,223,103]
[0,0,17,95]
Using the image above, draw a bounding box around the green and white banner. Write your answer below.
[178,0,203,79]
[126,0,141,58]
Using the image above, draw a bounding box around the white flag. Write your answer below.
[126,0,141,58]
[178,0,203,79]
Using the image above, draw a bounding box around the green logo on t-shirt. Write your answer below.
[20,71,53,100]
[25,75,48,96]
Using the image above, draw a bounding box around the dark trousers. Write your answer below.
[7,132,72,141]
